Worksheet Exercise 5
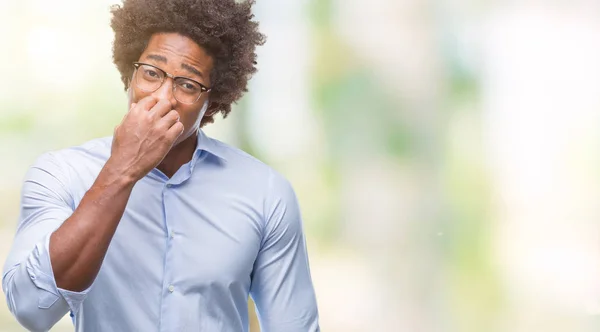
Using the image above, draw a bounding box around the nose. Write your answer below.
[151,78,177,108]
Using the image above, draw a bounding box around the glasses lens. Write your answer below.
[174,78,203,104]
[135,64,164,92]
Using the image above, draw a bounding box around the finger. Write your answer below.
[158,110,180,128]
[132,96,158,114]
[165,121,184,142]
[149,99,172,118]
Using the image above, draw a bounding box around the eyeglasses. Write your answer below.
[132,62,211,105]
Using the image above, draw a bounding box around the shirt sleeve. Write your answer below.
[2,152,91,332]
[249,170,320,332]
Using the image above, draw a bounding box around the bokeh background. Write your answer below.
[2,0,600,331]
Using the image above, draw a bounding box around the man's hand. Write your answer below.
[109,96,184,181]
[47,96,183,291]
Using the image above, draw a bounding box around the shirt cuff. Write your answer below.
[25,233,92,315]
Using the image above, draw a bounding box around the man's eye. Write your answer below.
[144,70,159,78]
[178,81,200,93]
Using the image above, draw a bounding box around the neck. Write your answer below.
[157,132,198,178]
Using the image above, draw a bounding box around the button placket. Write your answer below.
[160,183,177,330]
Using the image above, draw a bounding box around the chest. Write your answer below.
[97,179,265,292]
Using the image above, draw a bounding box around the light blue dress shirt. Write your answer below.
[2,130,320,332]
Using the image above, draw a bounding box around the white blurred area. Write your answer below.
[483,2,600,330]
[1,0,600,331]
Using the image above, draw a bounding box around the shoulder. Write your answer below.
[206,137,283,183]
[28,136,112,185]
[204,136,296,202]
[45,136,111,167]
[52,136,112,163]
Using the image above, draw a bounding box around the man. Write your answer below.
[2,0,320,331]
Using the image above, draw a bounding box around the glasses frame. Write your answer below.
[132,62,211,105]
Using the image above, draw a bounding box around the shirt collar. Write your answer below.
[195,129,227,161]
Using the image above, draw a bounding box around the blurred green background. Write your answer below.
[2,0,600,331]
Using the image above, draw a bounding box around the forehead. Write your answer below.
[139,33,213,75]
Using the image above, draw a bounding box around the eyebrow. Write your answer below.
[181,63,204,79]
[144,54,205,79]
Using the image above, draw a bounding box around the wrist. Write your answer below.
[102,157,140,187]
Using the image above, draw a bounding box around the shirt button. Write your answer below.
[169,231,175,239]
[166,184,172,188]
[168,285,175,293]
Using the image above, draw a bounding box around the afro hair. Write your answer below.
[110,0,265,126]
